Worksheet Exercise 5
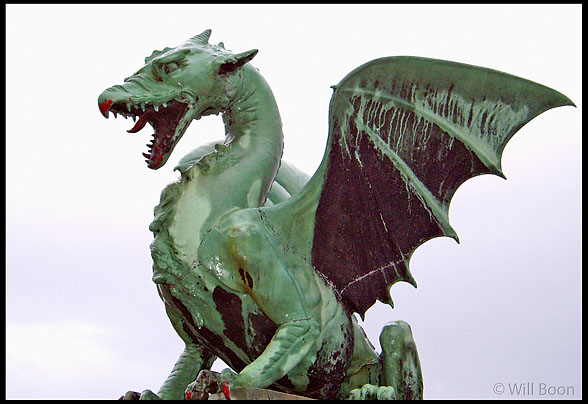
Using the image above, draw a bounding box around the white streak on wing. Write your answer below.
[340,259,404,295]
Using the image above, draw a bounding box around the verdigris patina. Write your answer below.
[98,30,574,400]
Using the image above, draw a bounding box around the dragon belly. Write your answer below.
[157,281,303,389]
[157,282,275,366]
[149,173,354,398]
[157,276,354,399]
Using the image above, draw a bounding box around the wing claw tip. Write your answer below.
[408,277,418,289]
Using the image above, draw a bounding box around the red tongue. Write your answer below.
[127,113,152,133]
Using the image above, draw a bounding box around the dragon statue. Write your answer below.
[98,30,574,400]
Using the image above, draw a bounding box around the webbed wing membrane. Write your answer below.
[266,56,573,318]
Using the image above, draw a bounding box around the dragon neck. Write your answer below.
[214,64,284,207]
[170,64,284,235]
[154,65,284,274]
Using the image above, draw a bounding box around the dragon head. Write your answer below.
[98,29,257,169]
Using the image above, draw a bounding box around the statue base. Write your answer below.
[209,387,315,400]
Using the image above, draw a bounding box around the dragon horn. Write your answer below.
[191,29,211,44]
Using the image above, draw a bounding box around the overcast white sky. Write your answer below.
[6,4,581,399]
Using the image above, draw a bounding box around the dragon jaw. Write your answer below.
[99,94,199,169]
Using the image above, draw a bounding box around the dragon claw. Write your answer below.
[185,369,221,400]
[119,391,141,400]
[347,384,396,400]
[118,389,161,400]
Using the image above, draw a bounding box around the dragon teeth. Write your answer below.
[141,103,146,111]
[126,103,132,112]
[154,105,159,112]
[163,102,167,108]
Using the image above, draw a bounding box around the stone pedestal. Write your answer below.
[209,387,315,400]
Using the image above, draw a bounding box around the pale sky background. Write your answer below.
[6,4,581,400]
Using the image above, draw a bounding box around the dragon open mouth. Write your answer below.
[101,99,189,169]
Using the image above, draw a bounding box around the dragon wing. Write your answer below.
[261,56,574,318]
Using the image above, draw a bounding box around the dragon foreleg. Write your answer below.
[157,343,216,400]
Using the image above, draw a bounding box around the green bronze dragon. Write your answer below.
[98,30,574,400]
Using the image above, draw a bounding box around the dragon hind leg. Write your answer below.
[380,321,423,399]
[348,321,423,400]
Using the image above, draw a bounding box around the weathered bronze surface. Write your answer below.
[208,387,315,400]
[99,30,574,400]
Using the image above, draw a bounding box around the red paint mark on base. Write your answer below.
[185,391,192,400]
[222,381,231,400]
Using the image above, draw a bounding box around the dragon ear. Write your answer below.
[218,49,258,75]
[145,47,173,65]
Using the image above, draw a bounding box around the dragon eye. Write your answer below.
[164,62,179,74]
